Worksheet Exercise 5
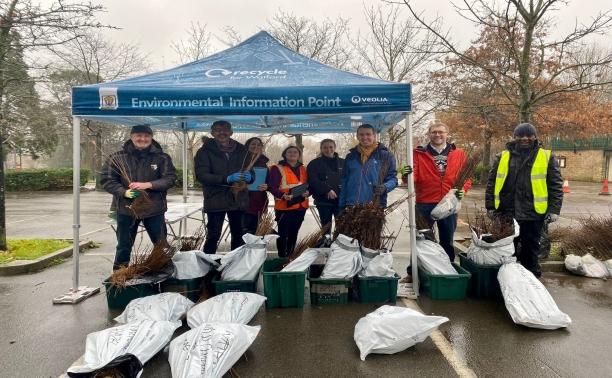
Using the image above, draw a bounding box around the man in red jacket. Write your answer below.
[412,120,470,262]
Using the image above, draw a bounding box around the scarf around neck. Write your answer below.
[357,143,378,165]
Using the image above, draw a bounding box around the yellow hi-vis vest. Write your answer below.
[494,148,551,214]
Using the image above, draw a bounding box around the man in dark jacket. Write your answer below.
[100,124,176,269]
[339,124,397,208]
[307,139,344,230]
[486,123,564,277]
[194,120,254,254]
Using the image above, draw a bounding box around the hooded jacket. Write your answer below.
[307,153,344,207]
[194,137,253,212]
[339,143,397,208]
[413,144,471,204]
[100,139,176,218]
[485,140,563,220]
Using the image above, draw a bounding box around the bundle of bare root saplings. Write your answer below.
[551,214,612,278]
[105,150,154,219]
[109,241,176,287]
[465,209,519,265]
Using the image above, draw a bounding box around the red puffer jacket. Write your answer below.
[413,144,472,204]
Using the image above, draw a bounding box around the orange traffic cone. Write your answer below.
[599,179,610,196]
[562,178,570,193]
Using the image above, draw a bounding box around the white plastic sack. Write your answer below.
[564,254,586,276]
[360,250,395,277]
[219,233,278,281]
[416,238,456,275]
[466,220,519,265]
[172,250,220,279]
[67,320,180,376]
[498,262,571,329]
[115,293,194,324]
[430,189,461,220]
[169,323,260,378]
[354,305,448,361]
[186,292,266,328]
[581,254,609,278]
[281,248,328,272]
[605,259,612,277]
[320,234,363,279]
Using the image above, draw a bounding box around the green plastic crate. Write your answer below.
[458,253,502,299]
[418,263,471,300]
[103,277,160,310]
[161,276,205,302]
[212,273,258,295]
[308,264,351,305]
[355,275,400,304]
[262,258,307,308]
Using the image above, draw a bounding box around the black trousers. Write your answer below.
[114,213,166,270]
[242,212,259,235]
[514,219,545,277]
[275,209,306,257]
[316,204,340,231]
[203,210,245,254]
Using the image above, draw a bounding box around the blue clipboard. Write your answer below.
[248,167,268,191]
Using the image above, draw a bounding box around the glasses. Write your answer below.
[430,131,448,135]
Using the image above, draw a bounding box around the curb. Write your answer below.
[0,240,93,276]
[452,240,566,273]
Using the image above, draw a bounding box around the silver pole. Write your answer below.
[181,122,188,236]
[72,116,81,291]
[405,112,419,295]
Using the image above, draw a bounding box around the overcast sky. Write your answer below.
[92,0,610,71]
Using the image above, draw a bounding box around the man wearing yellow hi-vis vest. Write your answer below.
[485,123,564,277]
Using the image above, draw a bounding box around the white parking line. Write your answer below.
[80,226,111,237]
[401,298,477,378]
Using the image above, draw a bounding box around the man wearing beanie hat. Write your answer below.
[485,123,563,277]
[100,124,176,270]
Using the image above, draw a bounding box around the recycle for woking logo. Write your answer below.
[351,95,389,104]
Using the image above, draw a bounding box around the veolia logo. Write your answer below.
[204,68,287,78]
[351,96,389,104]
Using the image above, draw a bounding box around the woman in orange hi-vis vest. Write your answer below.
[268,146,310,257]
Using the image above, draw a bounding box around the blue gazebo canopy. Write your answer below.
[71,31,411,133]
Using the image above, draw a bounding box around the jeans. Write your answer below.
[514,219,545,277]
[242,212,259,235]
[316,205,340,230]
[114,213,166,270]
[203,210,245,254]
[275,209,306,257]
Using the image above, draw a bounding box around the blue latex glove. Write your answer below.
[242,172,253,182]
[227,172,243,184]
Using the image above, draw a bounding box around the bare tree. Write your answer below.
[401,0,612,123]
[0,0,110,250]
[353,4,444,162]
[171,21,212,63]
[45,30,149,185]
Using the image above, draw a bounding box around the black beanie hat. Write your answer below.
[130,124,153,135]
[513,123,537,137]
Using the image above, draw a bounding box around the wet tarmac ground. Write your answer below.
[1,185,611,377]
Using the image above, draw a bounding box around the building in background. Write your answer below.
[548,136,612,182]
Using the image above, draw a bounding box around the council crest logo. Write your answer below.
[99,87,119,110]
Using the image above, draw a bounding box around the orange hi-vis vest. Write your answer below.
[274,164,309,210]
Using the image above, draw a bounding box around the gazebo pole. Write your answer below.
[181,121,188,236]
[405,112,419,296]
[53,116,99,304]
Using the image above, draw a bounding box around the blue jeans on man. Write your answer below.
[114,213,167,269]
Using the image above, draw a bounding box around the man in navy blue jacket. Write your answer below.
[339,124,398,209]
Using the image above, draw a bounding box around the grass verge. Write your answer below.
[0,239,72,264]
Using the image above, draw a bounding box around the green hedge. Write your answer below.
[174,168,201,188]
[5,168,90,191]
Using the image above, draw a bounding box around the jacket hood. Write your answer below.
[122,139,163,154]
